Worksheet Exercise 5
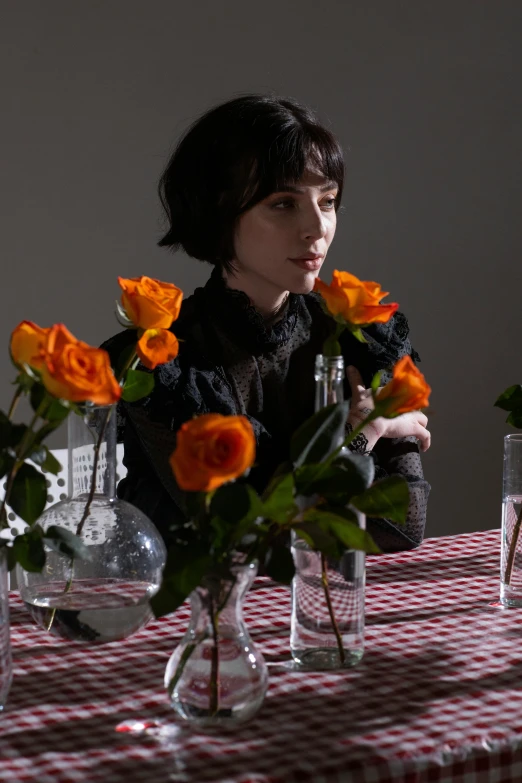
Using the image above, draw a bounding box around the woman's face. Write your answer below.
[232,169,338,298]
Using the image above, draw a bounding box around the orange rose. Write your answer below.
[136,328,179,370]
[118,276,183,330]
[10,321,50,370]
[41,324,121,405]
[375,355,431,416]
[170,413,256,492]
[314,270,399,326]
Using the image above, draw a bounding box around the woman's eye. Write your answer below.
[321,197,337,209]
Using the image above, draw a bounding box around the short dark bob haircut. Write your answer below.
[158,94,344,270]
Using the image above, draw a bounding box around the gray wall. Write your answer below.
[1,1,521,537]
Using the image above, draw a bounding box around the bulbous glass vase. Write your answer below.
[165,560,268,729]
[17,404,166,643]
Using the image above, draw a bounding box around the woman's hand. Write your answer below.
[347,366,431,452]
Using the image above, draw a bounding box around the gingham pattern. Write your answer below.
[2,529,521,783]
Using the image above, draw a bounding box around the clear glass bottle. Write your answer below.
[290,354,365,669]
[0,548,12,711]
[17,404,167,643]
[501,433,522,606]
[165,560,268,728]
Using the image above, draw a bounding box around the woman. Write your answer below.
[107,94,431,552]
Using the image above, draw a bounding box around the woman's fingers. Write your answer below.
[415,424,431,451]
[346,366,369,402]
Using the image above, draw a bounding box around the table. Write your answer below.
[1,529,521,783]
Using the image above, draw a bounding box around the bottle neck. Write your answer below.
[314,354,345,411]
[67,404,117,500]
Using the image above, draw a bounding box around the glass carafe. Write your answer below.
[165,560,268,728]
[17,404,166,643]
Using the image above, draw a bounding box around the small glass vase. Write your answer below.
[501,433,522,606]
[0,548,12,711]
[17,404,167,642]
[290,509,366,670]
[165,560,268,729]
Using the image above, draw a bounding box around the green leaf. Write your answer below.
[9,463,48,524]
[30,383,70,423]
[14,372,35,393]
[295,453,374,502]
[351,476,410,524]
[293,522,340,558]
[494,385,522,412]
[0,451,15,481]
[0,411,27,451]
[6,546,17,571]
[12,527,46,572]
[350,327,368,344]
[302,507,380,554]
[44,525,93,561]
[210,485,263,552]
[261,473,296,523]
[290,402,349,467]
[507,410,522,429]
[150,548,212,618]
[210,483,257,524]
[0,503,8,531]
[264,545,295,584]
[30,446,62,475]
[121,369,155,402]
[0,411,12,450]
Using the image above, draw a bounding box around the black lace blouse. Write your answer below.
[104,269,430,553]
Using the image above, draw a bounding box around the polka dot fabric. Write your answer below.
[1,529,519,783]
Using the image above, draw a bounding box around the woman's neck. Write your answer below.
[221,269,289,321]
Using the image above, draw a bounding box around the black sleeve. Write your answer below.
[365,436,430,552]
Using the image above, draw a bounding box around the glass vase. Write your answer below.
[501,433,522,606]
[290,510,366,670]
[17,404,167,642]
[164,560,268,729]
[0,548,12,711]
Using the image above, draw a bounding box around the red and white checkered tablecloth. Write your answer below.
[1,528,521,783]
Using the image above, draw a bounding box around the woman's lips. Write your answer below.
[289,255,323,271]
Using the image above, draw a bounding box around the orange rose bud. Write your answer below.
[118,276,183,330]
[170,413,256,492]
[10,321,50,370]
[41,324,121,405]
[136,328,179,370]
[314,270,399,326]
[375,355,431,416]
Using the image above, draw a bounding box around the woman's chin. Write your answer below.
[287,270,319,295]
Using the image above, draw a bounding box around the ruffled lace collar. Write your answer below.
[197,267,302,353]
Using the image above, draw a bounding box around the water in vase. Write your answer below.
[23,578,159,643]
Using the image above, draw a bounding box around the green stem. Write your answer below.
[167,642,197,698]
[45,572,73,631]
[323,323,345,358]
[504,503,522,585]
[321,553,345,665]
[209,593,220,716]
[47,406,111,633]
[7,385,24,421]
[76,407,111,538]
[116,351,138,384]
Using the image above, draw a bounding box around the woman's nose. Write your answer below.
[300,206,327,241]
